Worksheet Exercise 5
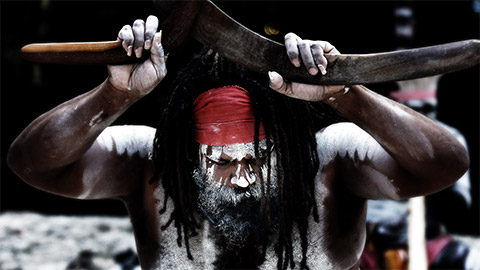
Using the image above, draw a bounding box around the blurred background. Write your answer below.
[1,0,479,239]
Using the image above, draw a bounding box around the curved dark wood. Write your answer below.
[190,1,480,84]
[20,0,480,84]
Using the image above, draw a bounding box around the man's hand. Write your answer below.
[269,33,345,102]
[108,15,167,98]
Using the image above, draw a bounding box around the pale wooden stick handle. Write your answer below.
[20,40,147,65]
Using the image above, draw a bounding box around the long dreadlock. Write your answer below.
[150,45,343,269]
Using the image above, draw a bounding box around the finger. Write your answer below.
[268,71,293,96]
[144,15,159,50]
[269,71,321,101]
[132,19,146,58]
[268,71,284,91]
[323,41,340,55]
[118,24,133,57]
[298,40,318,76]
[150,31,167,77]
[311,42,327,75]
[289,82,328,101]
[284,33,301,67]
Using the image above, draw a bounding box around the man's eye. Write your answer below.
[207,157,230,165]
[216,159,231,165]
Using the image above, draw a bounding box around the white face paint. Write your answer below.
[198,139,271,188]
[231,163,250,188]
[193,139,279,246]
[200,140,266,164]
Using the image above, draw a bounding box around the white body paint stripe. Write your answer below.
[96,125,155,158]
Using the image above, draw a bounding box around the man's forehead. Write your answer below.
[200,139,268,160]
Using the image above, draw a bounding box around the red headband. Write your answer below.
[193,85,265,145]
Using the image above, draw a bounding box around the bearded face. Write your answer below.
[193,139,279,247]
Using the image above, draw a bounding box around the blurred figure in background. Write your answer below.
[360,2,477,269]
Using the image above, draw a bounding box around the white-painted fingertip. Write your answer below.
[155,30,163,45]
[292,59,301,68]
[268,71,274,81]
[144,40,152,50]
[268,71,282,89]
[309,67,319,76]
[318,64,327,75]
[135,48,142,58]
[268,71,281,81]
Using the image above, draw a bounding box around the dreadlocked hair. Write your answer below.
[150,46,344,269]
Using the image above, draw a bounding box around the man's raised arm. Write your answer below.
[269,33,470,200]
[7,16,166,199]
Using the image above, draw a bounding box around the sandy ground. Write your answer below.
[0,212,137,270]
[1,211,479,270]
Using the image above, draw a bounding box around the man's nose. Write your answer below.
[230,162,256,188]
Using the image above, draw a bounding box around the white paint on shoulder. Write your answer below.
[76,125,156,199]
[316,122,406,199]
[316,122,384,168]
[96,125,156,158]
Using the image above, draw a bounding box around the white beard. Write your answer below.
[192,161,279,247]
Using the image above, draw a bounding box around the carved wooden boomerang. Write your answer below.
[21,0,480,85]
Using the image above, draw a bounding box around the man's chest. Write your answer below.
[155,220,335,269]
[134,175,366,269]
[151,212,363,270]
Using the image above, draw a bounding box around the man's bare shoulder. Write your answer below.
[316,122,360,137]
[96,125,156,159]
[315,122,377,164]
[65,125,157,199]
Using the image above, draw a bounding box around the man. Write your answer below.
[7,16,469,269]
